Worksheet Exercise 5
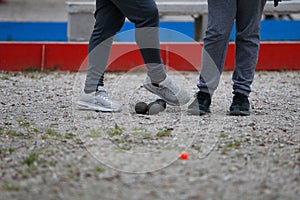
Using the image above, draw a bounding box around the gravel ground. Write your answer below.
[0,70,299,200]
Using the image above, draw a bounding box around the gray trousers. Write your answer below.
[198,0,267,97]
[84,0,166,93]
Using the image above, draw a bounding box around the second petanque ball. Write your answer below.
[148,102,164,115]
[155,99,167,109]
[135,102,148,114]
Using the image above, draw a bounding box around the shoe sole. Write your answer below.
[227,110,250,116]
[77,101,121,112]
[143,84,190,106]
[187,109,210,116]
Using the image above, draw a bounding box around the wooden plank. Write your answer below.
[65,1,300,15]
[157,2,208,15]
[264,1,300,14]
[157,1,300,15]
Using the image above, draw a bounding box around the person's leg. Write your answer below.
[198,0,237,96]
[110,0,166,84]
[84,0,125,93]
[78,0,125,112]
[188,0,236,115]
[232,0,266,96]
[110,0,189,106]
[228,0,266,116]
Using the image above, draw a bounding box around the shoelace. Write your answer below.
[96,91,111,102]
[160,86,176,95]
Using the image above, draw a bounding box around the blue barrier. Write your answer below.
[231,20,300,41]
[114,21,195,42]
[0,20,299,41]
[0,21,67,41]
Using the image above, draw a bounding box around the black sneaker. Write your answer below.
[187,91,211,115]
[228,93,250,116]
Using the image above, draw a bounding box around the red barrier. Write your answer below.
[44,43,88,71]
[257,42,300,70]
[0,42,299,71]
[0,42,42,71]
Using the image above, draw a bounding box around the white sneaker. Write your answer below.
[77,86,121,112]
[143,76,190,106]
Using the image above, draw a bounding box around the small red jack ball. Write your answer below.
[180,151,189,160]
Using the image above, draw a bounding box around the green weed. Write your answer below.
[118,144,131,151]
[23,152,38,166]
[133,132,152,139]
[46,129,62,138]
[84,115,94,120]
[21,67,41,73]
[156,128,172,137]
[33,128,39,133]
[8,148,15,153]
[89,129,102,138]
[95,165,105,173]
[17,119,31,128]
[2,182,20,191]
[6,129,21,137]
[108,124,124,137]
[132,127,152,139]
[1,74,10,80]
[113,138,127,144]
[41,135,48,140]
[219,133,228,138]
[26,165,38,174]
[65,133,75,139]
[223,140,241,152]
[48,160,58,167]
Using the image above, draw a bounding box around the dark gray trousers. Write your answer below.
[198,0,267,97]
[84,0,166,93]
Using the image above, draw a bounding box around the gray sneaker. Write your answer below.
[77,86,121,112]
[143,76,190,106]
